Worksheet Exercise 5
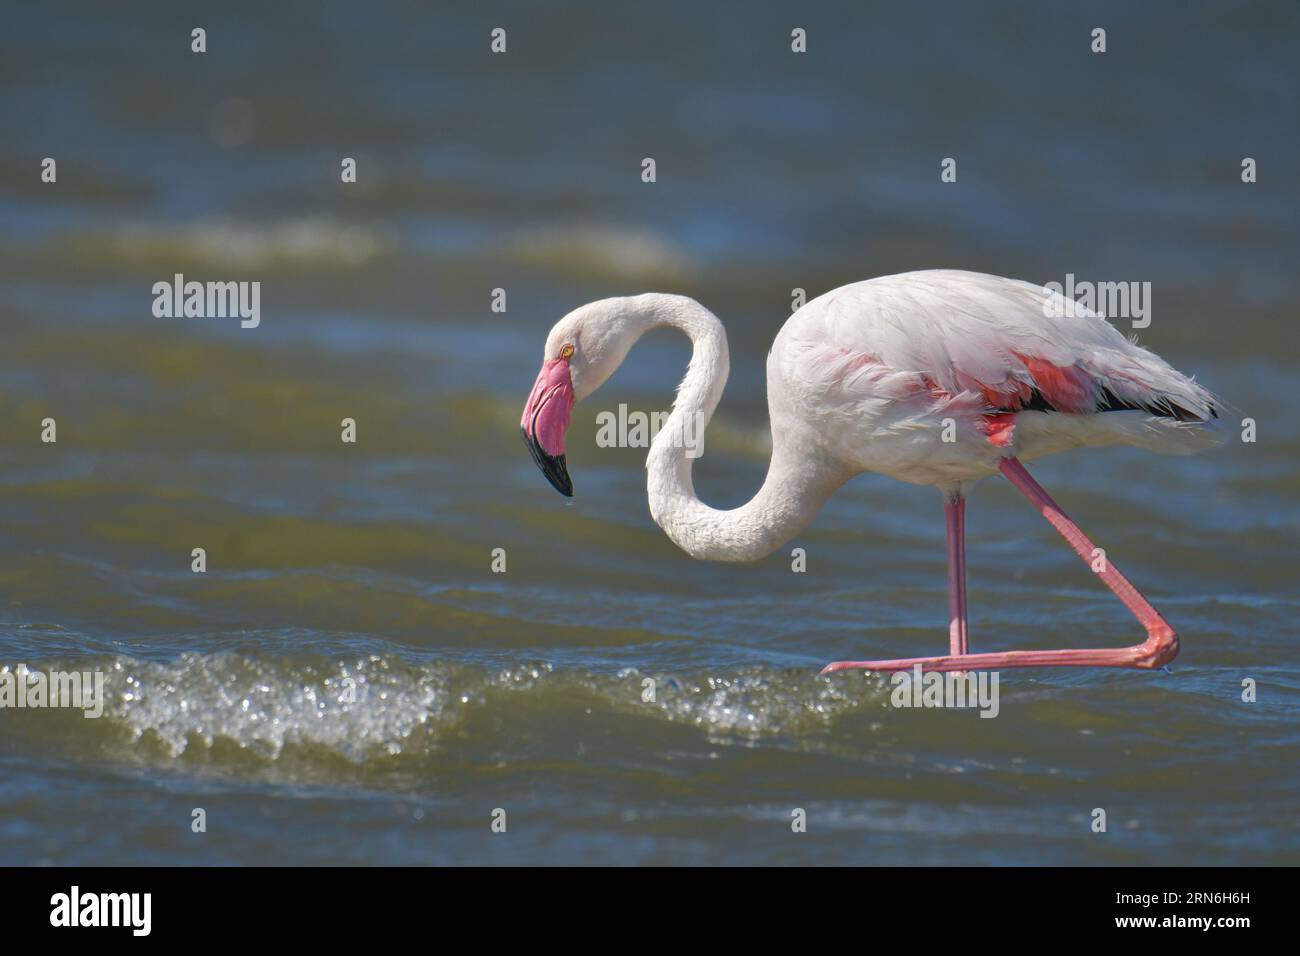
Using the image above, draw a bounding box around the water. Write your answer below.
[1,0,1298,865]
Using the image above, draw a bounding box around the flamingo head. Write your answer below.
[521,299,644,497]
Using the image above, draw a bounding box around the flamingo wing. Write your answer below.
[798,270,1217,423]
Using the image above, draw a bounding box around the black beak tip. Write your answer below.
[521,427,574,497]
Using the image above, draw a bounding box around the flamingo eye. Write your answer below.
[559,343,575,360]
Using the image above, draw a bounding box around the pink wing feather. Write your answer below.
[795,270,1217,423]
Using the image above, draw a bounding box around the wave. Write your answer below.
[2,653,885,772]
[505,224,694,283]
[46,218,389,272]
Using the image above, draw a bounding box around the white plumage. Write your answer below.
[521,270,1217,672]
[772,270,1218,488]
[525,270,1219,563]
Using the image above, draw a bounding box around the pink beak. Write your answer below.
[520,357,575,496]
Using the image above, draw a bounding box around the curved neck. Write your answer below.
[629,295,844,562]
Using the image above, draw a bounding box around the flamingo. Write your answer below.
[520,270,1219,674]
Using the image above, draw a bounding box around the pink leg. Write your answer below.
[946,494,969,656]
[821,457,1179,674]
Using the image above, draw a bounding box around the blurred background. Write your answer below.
[1,0,1297,864]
